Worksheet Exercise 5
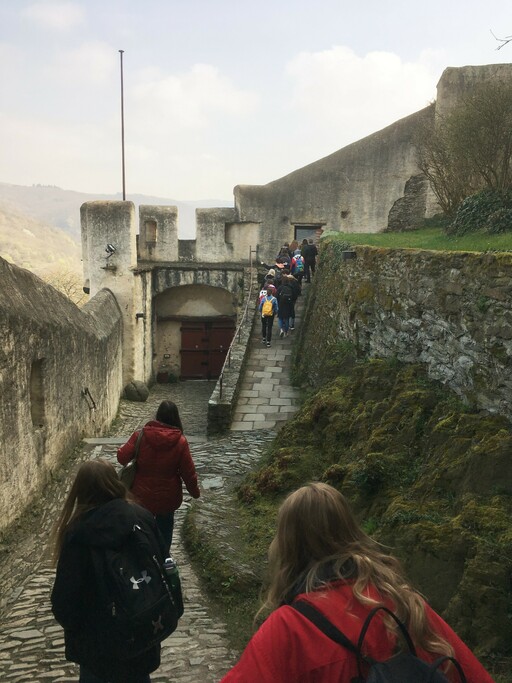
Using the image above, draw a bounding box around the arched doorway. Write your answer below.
[153,284,236,381]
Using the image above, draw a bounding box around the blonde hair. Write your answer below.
[52,459,129,565]
[259,483,452,657]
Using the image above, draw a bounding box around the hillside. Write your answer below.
[0,182,233,240]
[0,201,82,275]
[0,181,233,280]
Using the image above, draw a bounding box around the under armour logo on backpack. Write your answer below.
[152,614,164,634]
[130,570,152,589]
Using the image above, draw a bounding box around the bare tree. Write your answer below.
[42,267,88,307]
[491,30,512,50]
[415,82,512,215]
[415,105,478,215]
[449,82,512,193]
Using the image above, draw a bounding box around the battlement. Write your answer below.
[82,201,261,272]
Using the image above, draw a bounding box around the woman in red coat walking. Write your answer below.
[117,400,200,549]
[220,483,494,683]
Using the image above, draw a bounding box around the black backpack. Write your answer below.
[293,602,467,683]
[279,283,294,301]
[91,522,183,659]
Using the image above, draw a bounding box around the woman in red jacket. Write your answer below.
[117,400,200,549]
[220,483,494,683]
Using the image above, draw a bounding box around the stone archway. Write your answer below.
[153,284,236,381]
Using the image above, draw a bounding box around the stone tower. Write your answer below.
[81,201,142,385]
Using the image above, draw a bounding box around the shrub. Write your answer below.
[448,190,512,236]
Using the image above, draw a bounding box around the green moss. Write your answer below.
[353,281,376,303]
[228,358,512,668]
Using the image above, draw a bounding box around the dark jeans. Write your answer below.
[156,511,175,551]
[261,315,275,342]
[304,261,316,282]
[289,301,296,328]
[79,666,151,683]
[278,316,290,333]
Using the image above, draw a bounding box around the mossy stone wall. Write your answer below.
[297,240,512,420]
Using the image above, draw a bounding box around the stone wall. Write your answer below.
[435,63,512,119]
[207,282,258,435]
[137,205,260,264]
[234,106,434,262]
[298,241,512,421]
[0,257,123,533]
[233,64,512,261]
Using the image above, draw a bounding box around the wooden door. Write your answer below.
[180,319,235,379]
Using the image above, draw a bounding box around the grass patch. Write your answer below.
[328,226,512,252]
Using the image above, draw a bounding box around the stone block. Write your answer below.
[123,380,149,402]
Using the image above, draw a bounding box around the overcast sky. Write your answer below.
[0,1,511,201]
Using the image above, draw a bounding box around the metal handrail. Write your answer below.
[217,246,257,399]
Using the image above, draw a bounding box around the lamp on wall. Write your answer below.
[341,250,357,261]
[135,312,145,320]
[105,244,117,259]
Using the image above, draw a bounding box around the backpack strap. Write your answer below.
[357,605,416,655]
[294,602,467,683]
[129,428,144,464]
[428,656,468,683]
[292,600,358,655]
[355,606,417,681]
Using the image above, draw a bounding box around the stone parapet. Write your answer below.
[207,285,258,435]
[0,257,123,532]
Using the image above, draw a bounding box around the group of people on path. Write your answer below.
[258,238,318,347]
[49,305,495,683]
[51,400,200,683]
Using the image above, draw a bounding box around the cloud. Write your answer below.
[286,45,438,146]
[0,112,118,191]
[44,41,118,86]
[131,63,259,130]
[0,42,25,80]
[22,1,85,31]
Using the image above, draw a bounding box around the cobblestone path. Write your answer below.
[0,289,307,682]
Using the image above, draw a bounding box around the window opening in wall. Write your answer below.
[294,224,324,242]
[145,220,157,244]
[30,359,45,428]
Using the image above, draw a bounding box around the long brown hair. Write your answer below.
[156,400,183,432]
[52,459,128,565]
[259,483,452,657]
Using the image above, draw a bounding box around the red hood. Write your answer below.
[141,420,183,449]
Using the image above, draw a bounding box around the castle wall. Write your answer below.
[297,242,512,420]
[0,257,123,533]
[234,106,434,262]
[139,270,154,382]
[232,64,512,261]
[77,64,512,395]
[195,208,260,262]
[435,63,512,119]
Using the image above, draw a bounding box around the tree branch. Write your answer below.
[490,29,512,50]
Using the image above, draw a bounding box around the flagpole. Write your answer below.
[119,49,126,201]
